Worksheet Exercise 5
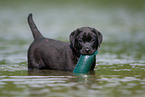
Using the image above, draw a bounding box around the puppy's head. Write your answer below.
[70,27,103,55]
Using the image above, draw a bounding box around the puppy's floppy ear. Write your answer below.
[92,28,103,47]
[69,28,80,49]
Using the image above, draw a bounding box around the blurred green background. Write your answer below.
[0,0,145,60]
[0,0,145,97]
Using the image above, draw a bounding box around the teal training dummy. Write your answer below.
[73,51,98,73]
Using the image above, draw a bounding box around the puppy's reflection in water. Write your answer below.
[28,70,73,76]
[28,70,97,97]
[28,70,97,84]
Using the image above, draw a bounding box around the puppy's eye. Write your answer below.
[91,39,95,42]
[79,39,83,43]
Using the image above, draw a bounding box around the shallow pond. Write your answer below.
[0,0,145,97]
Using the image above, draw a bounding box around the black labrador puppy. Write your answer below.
[27,13,103,71]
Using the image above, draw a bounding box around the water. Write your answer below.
[0,0,145,97]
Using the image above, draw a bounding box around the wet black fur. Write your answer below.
[27,13,103,71]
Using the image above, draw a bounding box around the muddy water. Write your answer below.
[0,0,145,97]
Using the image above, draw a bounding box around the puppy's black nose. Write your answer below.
[85,47,90,52]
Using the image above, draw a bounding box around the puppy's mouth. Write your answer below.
[81,52,95,55]
[80,48,96,55]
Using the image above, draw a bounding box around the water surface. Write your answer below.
[0,0,145,97]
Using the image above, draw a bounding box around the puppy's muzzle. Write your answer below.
[83,43,92,53]
[85,47,90,52]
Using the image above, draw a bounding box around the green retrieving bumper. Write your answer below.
[73,51,98,73]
